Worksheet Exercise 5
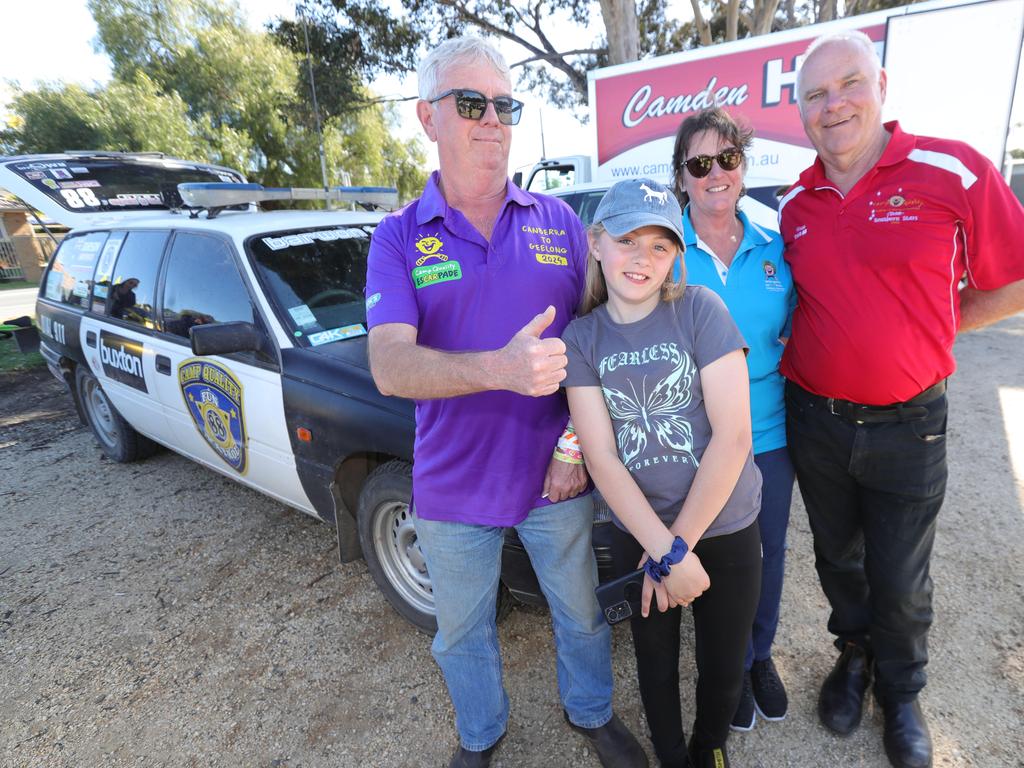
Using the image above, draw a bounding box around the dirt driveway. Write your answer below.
[2,315,1023,768]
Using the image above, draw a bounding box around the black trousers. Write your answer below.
[785,381,948,703]
[611,521,761,766]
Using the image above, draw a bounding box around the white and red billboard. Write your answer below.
[586,0,1023,190]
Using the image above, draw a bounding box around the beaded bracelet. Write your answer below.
[643,536,689,583]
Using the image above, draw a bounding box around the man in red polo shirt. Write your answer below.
[779,31,1024,768]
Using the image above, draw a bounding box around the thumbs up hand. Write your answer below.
[496,306,568,396]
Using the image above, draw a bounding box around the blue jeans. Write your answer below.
[744,447,795,670]
[414,495,613,751]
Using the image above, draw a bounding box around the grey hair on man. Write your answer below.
[795,29,882,109]
[417,36,512,101]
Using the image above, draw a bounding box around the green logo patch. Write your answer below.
[412,260,462,289]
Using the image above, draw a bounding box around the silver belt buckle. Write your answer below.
[827,398,840,417]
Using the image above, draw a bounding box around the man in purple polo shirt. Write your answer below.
[366,36,647,768]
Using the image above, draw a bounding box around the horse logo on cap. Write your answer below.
[639,183,668,205]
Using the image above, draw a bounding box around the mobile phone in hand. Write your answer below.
[595,568,645,625]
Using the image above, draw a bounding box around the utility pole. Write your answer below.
[298,1,331,209]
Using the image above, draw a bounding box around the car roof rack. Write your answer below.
[178,182,399,218]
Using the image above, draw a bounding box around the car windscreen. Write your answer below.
[246,226,373,348]
[2,157,244,214]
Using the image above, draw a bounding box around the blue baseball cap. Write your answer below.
[592,178,685,247]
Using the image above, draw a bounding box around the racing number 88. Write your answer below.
[60,188,100,208]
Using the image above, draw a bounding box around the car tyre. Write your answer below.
[357,460,515,633]
[75,365,154,462]
[357,460,437,633]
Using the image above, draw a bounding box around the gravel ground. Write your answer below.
[2,314,1023,768]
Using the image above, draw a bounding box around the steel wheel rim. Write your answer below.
[371,500,435,616]
[83,378,119,450]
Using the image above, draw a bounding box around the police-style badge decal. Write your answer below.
[178,358,248,474]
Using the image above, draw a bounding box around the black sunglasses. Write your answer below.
[682,148,744,178]
[429,88,524,126]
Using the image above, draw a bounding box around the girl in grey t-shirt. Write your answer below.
[561,178,761,768]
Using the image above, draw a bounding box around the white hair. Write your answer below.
[795,30,882,108]
[417,36,511,101]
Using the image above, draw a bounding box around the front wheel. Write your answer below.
[356,461,514,633]
[357,461,437,633]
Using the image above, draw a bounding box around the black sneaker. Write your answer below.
[730,671,755,732]
[751,657,788,721]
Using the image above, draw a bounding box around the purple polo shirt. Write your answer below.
[365,171,588,526]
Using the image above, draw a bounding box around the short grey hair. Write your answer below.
[795,30,882,107]
[417,37,512,101]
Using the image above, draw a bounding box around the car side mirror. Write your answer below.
[190,321,265,357]
[512,171,523,188]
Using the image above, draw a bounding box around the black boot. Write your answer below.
[687,736,729,768]
[564,711,649,768]
[881,698,932,768]
[818,642,872,735]
[447,733,504,768]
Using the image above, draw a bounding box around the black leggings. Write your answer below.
[611,521,761,766]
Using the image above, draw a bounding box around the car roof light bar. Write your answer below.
[178,182,399,212]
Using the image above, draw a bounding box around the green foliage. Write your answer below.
[3,0,426,202]
[0,334,45,374]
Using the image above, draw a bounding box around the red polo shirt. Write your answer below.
[779,122,1024,405]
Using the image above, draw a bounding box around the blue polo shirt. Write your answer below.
[680,207,795,454]
[365,171,588,525]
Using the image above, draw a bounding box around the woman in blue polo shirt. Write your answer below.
[670,108,797,733]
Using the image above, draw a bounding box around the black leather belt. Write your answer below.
[806,379,947,423]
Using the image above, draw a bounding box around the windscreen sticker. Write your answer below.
[50,168,72,180]
[99,331,148,393]
[108,193,162,207]
[44,271,62,301]
[287,304,317,327]
[15,161,67,171]
[25,171,45,180]
[42,179,57,190]
[260,228,361,251]
[70,167,89,174]
[178,359,247,474]
[95,235,125,284]
[59,180,101,190]
[308,324,366,346]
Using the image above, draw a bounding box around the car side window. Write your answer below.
[575,191,608,227]
[104,230,168,328]
[43,231,108,308]
[161,232,257,343]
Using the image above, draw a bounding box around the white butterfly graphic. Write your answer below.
[602,351,699,467]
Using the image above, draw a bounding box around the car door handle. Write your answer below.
[155,355,171,375]
[86,331,96,348]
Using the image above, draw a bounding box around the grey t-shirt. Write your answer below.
[562,285,761,540]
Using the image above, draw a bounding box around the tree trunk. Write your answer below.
[599,0,640,63]
[726,0,740,40]
[752,0,782,34]
[689,0,713,44]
